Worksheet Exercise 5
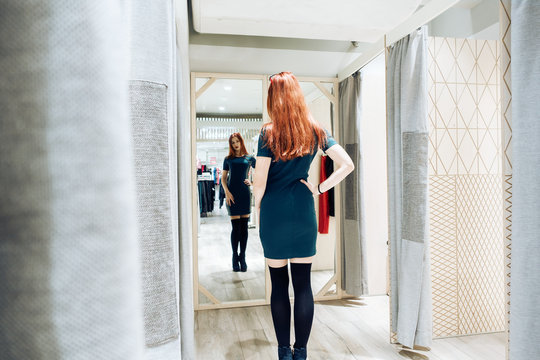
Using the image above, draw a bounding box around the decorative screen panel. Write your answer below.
[428,36,506,337]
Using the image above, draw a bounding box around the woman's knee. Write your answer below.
[267,258,288,268]
[290,256,313,264]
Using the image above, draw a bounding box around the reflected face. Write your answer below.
[231,137,241,152]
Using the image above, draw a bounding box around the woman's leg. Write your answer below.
[238,215,250,271]
[290,257,314,352]
[268,259,291,349]
[230,216,241,271]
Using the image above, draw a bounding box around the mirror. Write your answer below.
[192,73,340,309]
[194,76,266,306]
[299,81,339,298]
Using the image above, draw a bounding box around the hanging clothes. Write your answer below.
[318,155,330,234]
[214,167,221,185]
[325,156,335,216]
[197,177,215,216]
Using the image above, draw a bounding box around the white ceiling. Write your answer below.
[188,0,497,78]
[196,78,262,114]
[190,44,361,78]
[192,0,423,42]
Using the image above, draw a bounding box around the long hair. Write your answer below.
[264,72,326,161]
[226,132,249,159]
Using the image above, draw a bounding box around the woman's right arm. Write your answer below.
[221,170,229,193]
[221,170,234,205]
[319,145,354,193]
[301,144,354,195]
[253,157,271,226]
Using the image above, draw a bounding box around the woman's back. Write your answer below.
[251,71,354,360]
[256,128,336,259]
[257,129,335,192]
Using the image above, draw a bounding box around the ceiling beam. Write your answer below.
[338,0,460,81]
[190,29,372,53]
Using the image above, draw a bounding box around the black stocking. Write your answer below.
[290,263,314,349]
[230,218,241,256]
[269,265,291,347]
[238,217,249,256]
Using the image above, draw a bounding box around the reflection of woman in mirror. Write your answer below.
[221,132,256,272]
[253,72,354,360]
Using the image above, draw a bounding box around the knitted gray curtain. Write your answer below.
[0,1,145,358]
[387,26,432,348]
[0,0,194,359]
[509,1,540,359]
[339,72,368,296]
[128,0,186,358]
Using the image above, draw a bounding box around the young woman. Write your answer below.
[221,133,256,272]
[253,72,354,360]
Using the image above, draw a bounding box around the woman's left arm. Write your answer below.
[253,156,272,224]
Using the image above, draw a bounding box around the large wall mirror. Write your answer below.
[191,72,341,310]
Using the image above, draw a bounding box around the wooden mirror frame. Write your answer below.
[191,72,343,310]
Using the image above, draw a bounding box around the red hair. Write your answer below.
[264,72,326,161]
[227,132,249,158]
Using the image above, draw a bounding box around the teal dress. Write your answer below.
[257,129,337,259]
[223,155,256,216]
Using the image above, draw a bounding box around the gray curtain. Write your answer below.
[0,1,145,359]
[339,72,368,296]
[175,0,196,358]
[387,26,432,348]
[128,0,194,358]
[509,1,540,359]
[0,0,194,359]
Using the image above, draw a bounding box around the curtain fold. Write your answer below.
[387,26,432,348]
[0,1,145,358]
[175,0,196,355]
[0,0,194,358]
[128,0,194,358]
[509,1,540,359]
[339,72,368,296]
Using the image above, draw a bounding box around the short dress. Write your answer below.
[223,155,256,216]
[257,129,337,259]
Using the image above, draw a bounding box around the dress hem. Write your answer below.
[263,251,317,260]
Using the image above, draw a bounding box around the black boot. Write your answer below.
[232,253,240,272]
[292,347,307,360]
[278,345,293,360]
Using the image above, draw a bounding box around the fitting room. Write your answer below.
[1,1,538,360]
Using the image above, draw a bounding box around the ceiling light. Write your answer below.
[224,86,232,91]
[219,106,225,111]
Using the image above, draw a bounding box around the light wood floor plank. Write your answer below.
[195,296,506,360]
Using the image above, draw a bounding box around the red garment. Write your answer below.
[318,155,330,234]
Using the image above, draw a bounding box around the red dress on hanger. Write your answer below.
[318,155,330,234]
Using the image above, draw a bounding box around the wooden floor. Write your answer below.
[195,295,506,360]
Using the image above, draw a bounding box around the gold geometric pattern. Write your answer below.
[430,175,458,337]
[499,1,512,357]
[428,37,501,176]
[456,175,505,334]
[428,36,506,338]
